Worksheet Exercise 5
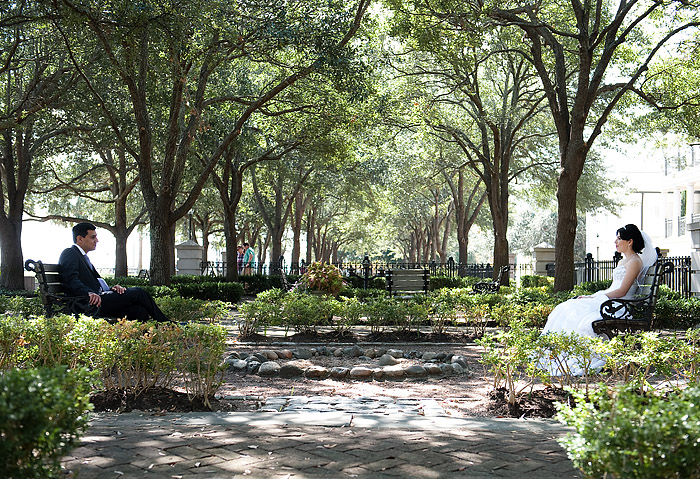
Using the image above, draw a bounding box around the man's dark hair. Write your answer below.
[73,222,97,243]
[243,242,250,247]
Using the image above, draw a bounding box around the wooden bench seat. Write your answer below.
[592,261,674,338]
[385,268,429,298]
[25,259,99,318]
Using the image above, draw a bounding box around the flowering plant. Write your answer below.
[300,262,345,296]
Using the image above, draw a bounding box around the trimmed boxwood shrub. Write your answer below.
[174,281,243,303]
[0,366,96,479]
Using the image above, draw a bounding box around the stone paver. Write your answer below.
[62,398,581,478]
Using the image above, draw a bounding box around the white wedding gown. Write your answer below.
[539,263,640,375]
[542,263,639,338]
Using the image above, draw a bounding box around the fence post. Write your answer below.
[362,255,371,289]
[585,253,593,282]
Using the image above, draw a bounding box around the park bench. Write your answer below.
[592,260,674,338]
[24,259,99,318]
[470,265,510,294]
[385,268,430,298]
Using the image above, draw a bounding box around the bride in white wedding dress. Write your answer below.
[540,224,656,374]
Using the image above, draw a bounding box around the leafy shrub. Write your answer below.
[174,281,244,303]
[489,302,552,328]
[155,296,231,323]
[520,275,552,288]
[572,280,612,296]
[558,384,700,479]
[344,275,386,290]
[0,294,44,317]
[282,292,340,335]
[477,321,548,405]
[510,286,561,305]
[427,289,459,335]
[0,315,226,402]
[0,366,96,479]
[429,275,464,290]
[338,287,386,301]
[654,296,700,329]
[365,297,408,335]
[238,288,286,336]
[299,262,345,295]
[108,276,150,287]
[177,323,227,407]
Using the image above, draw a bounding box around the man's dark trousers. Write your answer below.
[99,288,169,323]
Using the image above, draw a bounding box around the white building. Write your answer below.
[587,142,700,260]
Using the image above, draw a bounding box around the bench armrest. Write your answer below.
[599,296,650,322]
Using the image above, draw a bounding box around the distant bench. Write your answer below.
[592,260,674,338]
[470,265,510,294]
[25,259,99,318]
[385,268,430,298]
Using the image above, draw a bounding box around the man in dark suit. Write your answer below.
[58,222,170,323]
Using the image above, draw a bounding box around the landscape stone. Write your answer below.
[305,366,330,380]
[343,345,364,357]
[405,365,427,378]
[424,363,443,375]
[258,361,280,376]
[422,352,439,361]
[226,352,240,360]
[330,367,349,379]
[378,354,399,366]
[261,350,278,360]
[228,359,248,371]
[279,363,305,378]
[295,348,313,359]
[333,348,344,357]
[451,363,465,374]
[451,355,468,369]
[252,353,268,363]
[382,365,405,379]
[278,349,294,359]
[387,349,403,358]
[349,367,374,379]
[364,348,378,358]
[246,361,261,374]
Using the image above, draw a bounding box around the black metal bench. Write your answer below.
[385,268,430,298]
[592,261,674,338]
[24,259,99,318]
[471,265,510,294]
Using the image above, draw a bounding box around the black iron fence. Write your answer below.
[200,254,694,297]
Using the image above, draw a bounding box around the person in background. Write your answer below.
[237,245,245,274]
[242,242,255,275]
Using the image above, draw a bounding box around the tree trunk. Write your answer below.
[0,218,25,290]
[149,213,174,285]
[554,173,579,291]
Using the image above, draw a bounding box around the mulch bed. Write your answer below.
[239,330,481,343]
[90,387,226,413]
[487,387,575,418]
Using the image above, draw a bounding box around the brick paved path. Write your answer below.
[62,410,581,478]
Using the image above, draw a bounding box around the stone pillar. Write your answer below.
[531,243,555,276]
[176,240,203,276]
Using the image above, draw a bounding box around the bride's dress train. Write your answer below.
[539,263,640,376]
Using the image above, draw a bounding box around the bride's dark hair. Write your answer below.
[617,224,645,253]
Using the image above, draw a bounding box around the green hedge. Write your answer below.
[0,366,95,479]
[558,384,700,479]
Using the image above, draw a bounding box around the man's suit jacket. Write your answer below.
[58,245,102,297]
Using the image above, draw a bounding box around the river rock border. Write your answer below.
[224,345,470,381]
